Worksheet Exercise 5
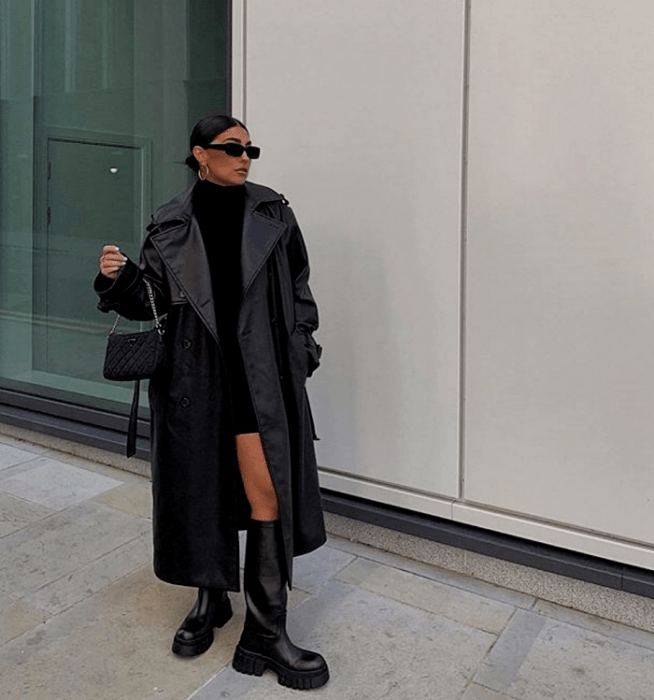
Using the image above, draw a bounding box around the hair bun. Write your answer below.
[185,154,199,173]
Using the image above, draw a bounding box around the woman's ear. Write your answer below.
[192,145,205,168]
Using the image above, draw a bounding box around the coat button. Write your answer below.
[180,397,190,408]
[182,339,192,349]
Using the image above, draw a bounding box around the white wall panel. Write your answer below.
[242,1,465,499]
[465,1,654,547]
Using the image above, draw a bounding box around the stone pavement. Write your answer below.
[1,432,654,700]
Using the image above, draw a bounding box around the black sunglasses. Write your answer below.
[204,143,261,159]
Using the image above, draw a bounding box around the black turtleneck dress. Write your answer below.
[191,179,258,434]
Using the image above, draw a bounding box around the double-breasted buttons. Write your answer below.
[182,338,192,349]
[180,397,190,408]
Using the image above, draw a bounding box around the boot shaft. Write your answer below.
[243,519,288,629]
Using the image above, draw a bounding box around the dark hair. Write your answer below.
[184,114,248,172]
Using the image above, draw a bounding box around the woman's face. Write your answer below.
[192,126,253,186]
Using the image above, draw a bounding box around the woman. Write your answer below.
[94,114,328,690]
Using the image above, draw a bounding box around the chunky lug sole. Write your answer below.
[232,645,329,690]
[171,597,233,657]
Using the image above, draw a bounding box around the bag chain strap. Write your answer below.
[109,278,164,337]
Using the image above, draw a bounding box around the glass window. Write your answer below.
[0,0,230,416]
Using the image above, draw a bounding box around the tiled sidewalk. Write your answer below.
[1,433,654,699]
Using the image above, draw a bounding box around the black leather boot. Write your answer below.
[172,587,233,657]
[232,520,329,689]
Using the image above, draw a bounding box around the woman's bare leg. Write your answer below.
[235,432,280,521]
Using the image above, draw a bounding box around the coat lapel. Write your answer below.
[241,209,285,298]
[150,216,219,344]
[241,196,287,298]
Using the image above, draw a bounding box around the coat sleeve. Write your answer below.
[284,204,323,377]
[93,226,170,322]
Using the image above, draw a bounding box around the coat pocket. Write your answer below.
[170,290,189,305]
[301,332,322,378]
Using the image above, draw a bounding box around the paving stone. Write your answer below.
[239,529,246,568]
[474,610,547,693]
[292,544,355,593]
[507,619,654,700]
[0,590,15,613]
[0,501,150,598]
[533,599,654,653]
[92,481,153,520]
[0,564,155,676]
[1,565,241,700]
[362,565,516,635]
[0,491,55,538]
[23,532,153,614]
[0,443,41,471]
[41,447,150,484]
[0,427,151,479]
[462,684,515,700]
[334,556,383,586]
[42,443,152,479]
[191,580,497,700]
[0,595,51,646]
[0,458,124,510]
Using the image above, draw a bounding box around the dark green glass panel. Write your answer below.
[0,0,230,415]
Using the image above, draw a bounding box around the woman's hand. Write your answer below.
[99,245,128,279]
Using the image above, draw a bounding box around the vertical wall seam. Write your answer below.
[101,0,109,90]
[33,0,44,97]
[64,0,77,94]
[0,2,8,99]
[242,0,247,120]
[458,0,472,503]
[226,0,233,113]
[230,0,247,120]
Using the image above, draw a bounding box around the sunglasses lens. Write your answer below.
[246,146,261,159]
[224,144,245,157]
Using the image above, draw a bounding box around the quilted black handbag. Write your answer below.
[103,279,166,457]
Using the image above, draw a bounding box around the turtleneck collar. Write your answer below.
[194,178,246,196]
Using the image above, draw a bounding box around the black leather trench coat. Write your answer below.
[94,180,325,590]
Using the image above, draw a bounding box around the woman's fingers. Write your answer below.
[99,244,128,279]
[100,265,123,279]
[100,257,126,271]
[103,253,126,265]
[102,245,127,259]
